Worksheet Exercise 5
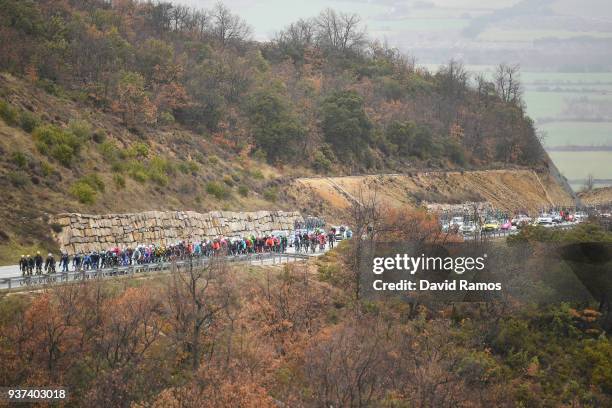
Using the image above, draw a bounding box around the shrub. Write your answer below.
[159,111,175,125]
[127,160,147,183]
[110,163,124,173]
[0,100,18,125]
[113,174,126,189]
[81,173,105,192]
[99,141,120,162]
[8,171,29,187]
[187,160,199,173]
[238,184,249,197]
[252,149,266,162]
[148,171,168,186]
[33,124,83,167]
[313,150,332,172]
[263,186,278,202]
[126,142,149,158]
[178,160,198,175]
[251,169,265,180]
[70,174,105,203]
[222,175,234,186]
[92,130,106,144]
[40,161,55,177]
[70,181,97,204]
[50,144,74,167]
[206,181,230,200]
[19,110,39,133]
[194,152,205,163]
[69,120,92,141]
[36,79,63,96]
[147,156,172,186]
[208,155,219,165]
[11,152,27,168]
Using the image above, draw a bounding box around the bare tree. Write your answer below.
[190,9,210,40]
[276,18,315,48]
[148,1,173,35]
[494,63,523,106]
[171,5,190,31]
[368,39,415,75]
[165,256,236,370]
[211,2,252,47]
[583,173,595,192]
[345,184,381,300]
[314,9,366,54]
[438,59,469,100]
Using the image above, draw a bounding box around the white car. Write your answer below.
[460,223,478,235]
[574,212,588,223]
[551,213,564,223]
[512,215,532,227]
[451,216,464,228]
[537,215,553,225]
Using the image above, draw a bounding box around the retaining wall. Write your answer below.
[50,210,303,254]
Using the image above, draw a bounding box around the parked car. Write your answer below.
[501,220,513,230]
[537,215,553,225]
[574,211,588,223]
[460,223,478,235]
[482,219,500,231]
[450,216,464,229]
[552,213,564,223]
[511,215,532,228]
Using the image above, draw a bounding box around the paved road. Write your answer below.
[0,245,325,279]
[0,246,331,291]
[0,264,20,281]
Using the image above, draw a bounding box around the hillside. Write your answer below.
[0,72,303,262]
[578,186,612,206]
[287,170,574,221]
[0,0,563,263]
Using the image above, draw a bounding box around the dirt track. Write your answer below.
[286,169,575,220]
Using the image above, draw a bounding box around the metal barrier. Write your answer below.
[0,252,311,291]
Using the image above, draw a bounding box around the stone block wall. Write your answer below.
[50,210,303,254]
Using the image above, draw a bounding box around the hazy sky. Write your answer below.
[175,0,612,66]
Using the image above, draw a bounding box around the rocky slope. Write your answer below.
[578,187,612,206]
[287,170,575,221]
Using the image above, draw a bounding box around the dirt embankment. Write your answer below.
[285,169,575,221]
[578,187,612,206]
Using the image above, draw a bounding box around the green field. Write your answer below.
[522,91,612,119]
[540,122,612,147]
[548,151,612,189]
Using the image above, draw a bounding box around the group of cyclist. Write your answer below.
[19,252,55,276]
[293,229,337,253]
[18,234,290,275]
[18,226,349,276]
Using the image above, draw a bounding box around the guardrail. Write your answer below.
[0,252,310,291]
